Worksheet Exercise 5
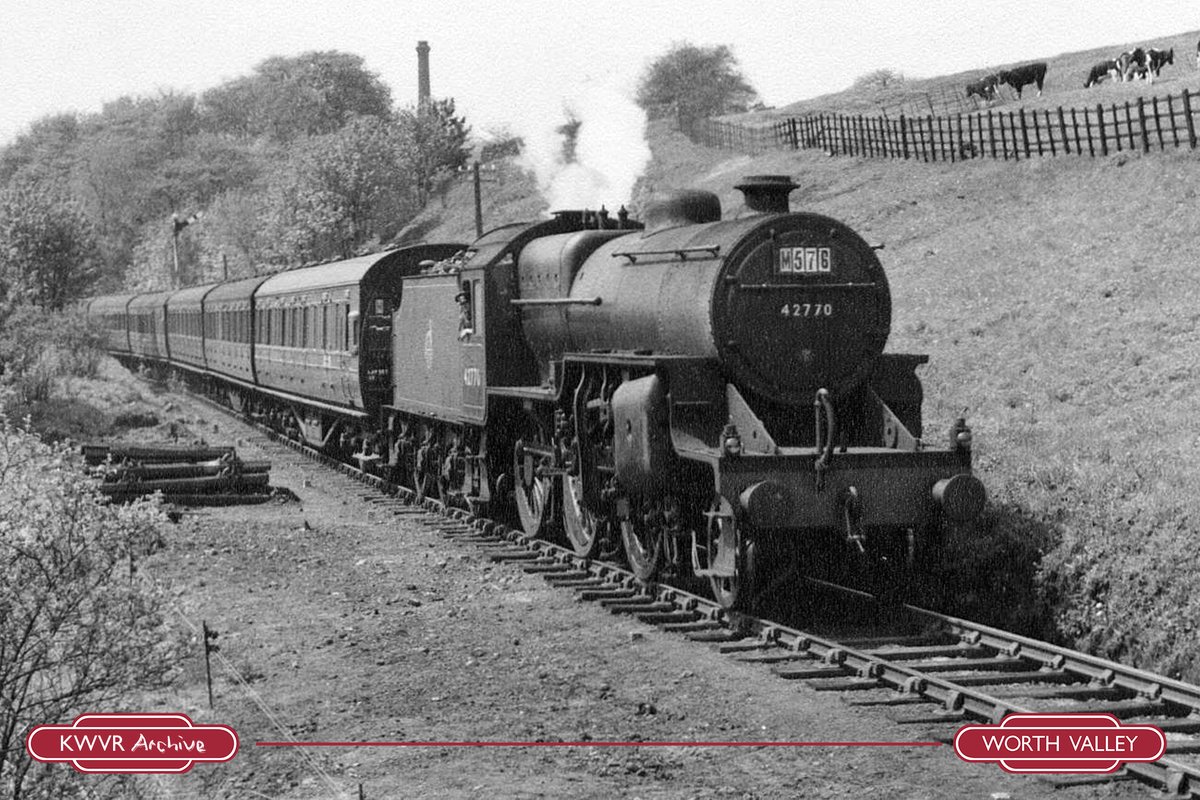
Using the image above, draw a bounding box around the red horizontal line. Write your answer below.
[256,741,943,748]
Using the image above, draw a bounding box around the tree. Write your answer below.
[0,182,99,309]
[196,187,273,279]
[265,116,418,263]
[853,68,906,91]
[636,42,758,128]
[395,99,471,208]
[0,113,81,188]
[0,421,177,798]
[199,51,394,142]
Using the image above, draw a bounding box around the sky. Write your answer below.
[1,0,1197,147]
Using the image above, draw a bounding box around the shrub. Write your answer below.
[0,305,105,405]
[0,417,180,798]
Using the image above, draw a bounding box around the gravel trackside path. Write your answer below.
[126,392,1145,800]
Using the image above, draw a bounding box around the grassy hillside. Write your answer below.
[768,29,1200,118]
[408,77,1200,678]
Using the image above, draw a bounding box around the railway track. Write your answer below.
[185,390,1200,798]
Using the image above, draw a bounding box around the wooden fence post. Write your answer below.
[1136,99,1149,153]
[986,111,995,158]
[1167,95,1180,147]
[788,118,799,150]
[1019,108,1031,157]
[1043,110,1055,156]
[1058,107,1070,154]
[1096,104,1108,156]
[924,115,934,161]
[1183,90,1197,148]
[900,115,910,159]
[1155,96,1165,150]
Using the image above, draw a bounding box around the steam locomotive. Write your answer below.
[86,176,984,610]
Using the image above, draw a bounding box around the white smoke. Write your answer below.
[515,81,651,213]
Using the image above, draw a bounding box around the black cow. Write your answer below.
[1146,47,1174,81]
[1084,59,1119,87]
[966,74,999,101]
[998,62,1048,98]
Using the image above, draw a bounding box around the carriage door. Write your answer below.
[362,293,393,411]
[459,273,486,423]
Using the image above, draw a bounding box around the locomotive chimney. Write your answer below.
[416,40,431,107]
[735,175,800,214]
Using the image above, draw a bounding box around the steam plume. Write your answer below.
[516,82,651,212]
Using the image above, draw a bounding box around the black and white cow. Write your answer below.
[998,62,1048,98]
[966,74,999,102]
[1084,59,1120,87]
[1145,47,1174,81]
[1116,48,1146,81]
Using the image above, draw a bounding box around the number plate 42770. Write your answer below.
[777,246,831,274]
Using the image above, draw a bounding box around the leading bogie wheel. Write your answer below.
[707,497,761,612]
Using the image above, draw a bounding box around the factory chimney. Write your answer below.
[416,40,431,108]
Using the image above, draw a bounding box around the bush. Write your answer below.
[0,305,105,404]
[0,417,180,798]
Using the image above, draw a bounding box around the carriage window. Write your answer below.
[321,305,329,350]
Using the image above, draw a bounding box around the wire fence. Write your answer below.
[687,87,1200,161]
[877,85,982,120]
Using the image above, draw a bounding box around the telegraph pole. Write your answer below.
[473,162,483,238]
